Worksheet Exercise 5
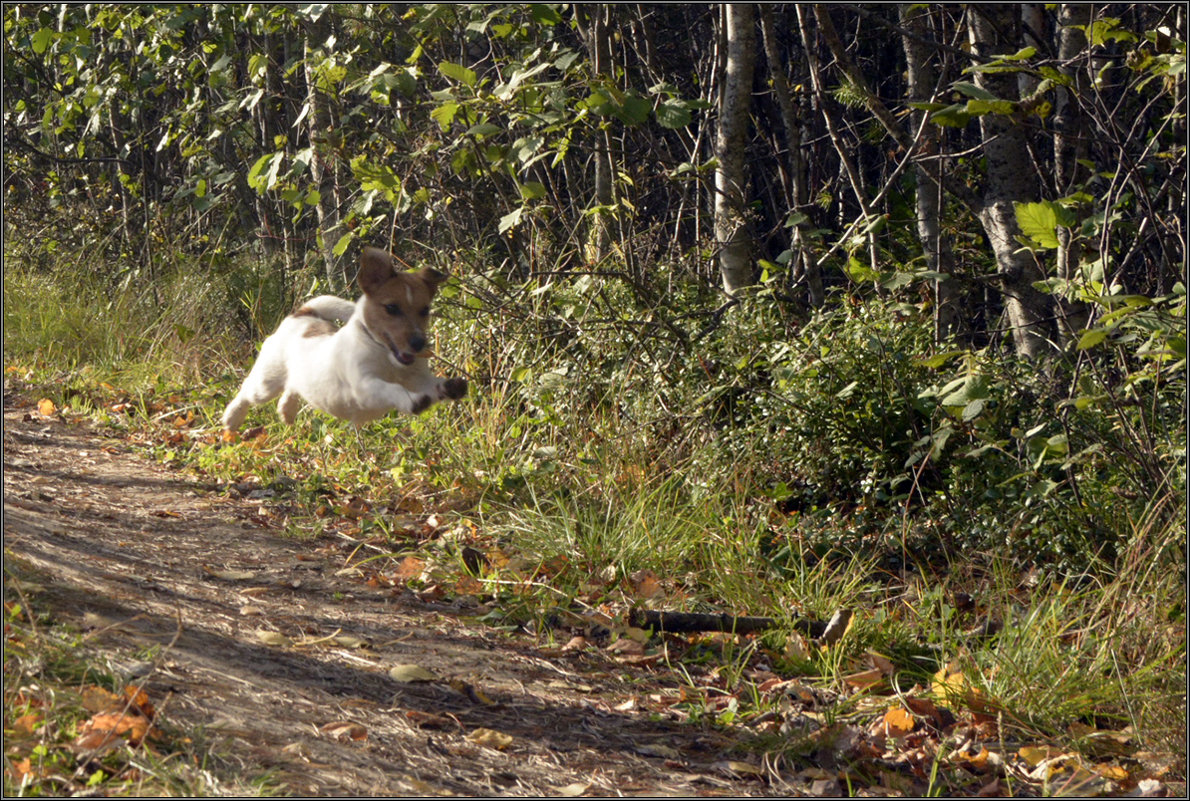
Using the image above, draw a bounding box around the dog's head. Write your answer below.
[357,247,447,366]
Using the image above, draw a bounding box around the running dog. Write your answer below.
[222,247,467,431]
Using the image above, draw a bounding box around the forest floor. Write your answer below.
[4,401,812,797]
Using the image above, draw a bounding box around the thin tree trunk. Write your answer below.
[801,5,878,275]
[576,5,615,263]
[715,3,756,295]
[900,4,961,342]
[1053,3,1092,340]
[968,6,1057,361]
[304,25,343,287]
[760,4,821,306]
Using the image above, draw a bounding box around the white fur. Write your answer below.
[222,294,458,430]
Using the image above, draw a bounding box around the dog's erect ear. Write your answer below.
[358,247,396,295]
[416,266,448,294]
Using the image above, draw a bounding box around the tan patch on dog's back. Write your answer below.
[292,306,337,338]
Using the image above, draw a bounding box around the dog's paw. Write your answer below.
[410,394,434,414]
[442,377,468,400]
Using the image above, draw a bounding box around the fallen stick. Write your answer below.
[628,609,849,642]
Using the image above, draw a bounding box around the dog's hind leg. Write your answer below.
[222,339,288,431]
[277,389,302,424]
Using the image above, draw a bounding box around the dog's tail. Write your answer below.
[293,295,356,325]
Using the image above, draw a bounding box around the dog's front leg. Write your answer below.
[356,377,436,416]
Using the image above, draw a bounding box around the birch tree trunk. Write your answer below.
[576,5,615,263]
[304,24,343,287]
[900,4,961,342]
[1053,3,1092,340]
[715,3,756,295]
[968,5,1057,360]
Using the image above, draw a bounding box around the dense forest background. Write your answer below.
[2,4,1186,791]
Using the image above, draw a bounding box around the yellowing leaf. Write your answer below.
[37,398,56,416]
[389,663,436,683]
[555,782,591,797]
[205,566,256,581]
[256,630,292,647]
[1018,744,1065,767]
[467,727,513,750]
[715,760,766,776]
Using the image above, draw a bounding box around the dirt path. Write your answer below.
[3,405,790,797]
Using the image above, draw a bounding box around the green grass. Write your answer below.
[3,254,1185,790]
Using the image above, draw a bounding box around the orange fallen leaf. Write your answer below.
[8,757,34,781]
[319,721,367,742]
[406,710,452,729]
[76,710,150,749]
[11,712,41,736]
[81,685,122,713]
[37,398,56,416]
[882,706,915,737]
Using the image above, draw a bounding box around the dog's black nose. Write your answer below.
[409,335,426,353]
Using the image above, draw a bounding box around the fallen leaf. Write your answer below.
[450,679,496,705]
[555,782,591,797]
[882,706,915,737]
[319,721,367,742]
[37,398,56,416]
[784,631,811,661]
[1018,744,1064,767]
[389,663,436,683]
[255,630,292,647]
[903,695,945,727]
[467,727,514,750]
[628,569,663,599]
[205,566,256,581]
[714,759,765,777]
[75,709,150,750]
[405,710,452,729]
[842,667,883,691]
[818,608,853,645]
[81,686,122,713]
[11,712,41,736]
[865,650,895,675]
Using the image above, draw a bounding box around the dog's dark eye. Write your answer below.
[419,307,430,318]
[384,304,403,317]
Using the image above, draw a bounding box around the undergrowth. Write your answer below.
[3,251,1185,785]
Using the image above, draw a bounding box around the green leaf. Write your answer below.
[333,232,355,257]
[966,98,1016,116]
[655,99,692,129]
[1014,201,1061,249]
[438,61,477,88]
[1077,328,1109,350]
[951,81,998,101]
[941,374,990,408]
[917,350,966,369]
[929,103,973,128]
[518,182,546,201]
[530,5,564,25]
[31,27,54,54]
[430,100,460,131]
[498,207,523,234]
